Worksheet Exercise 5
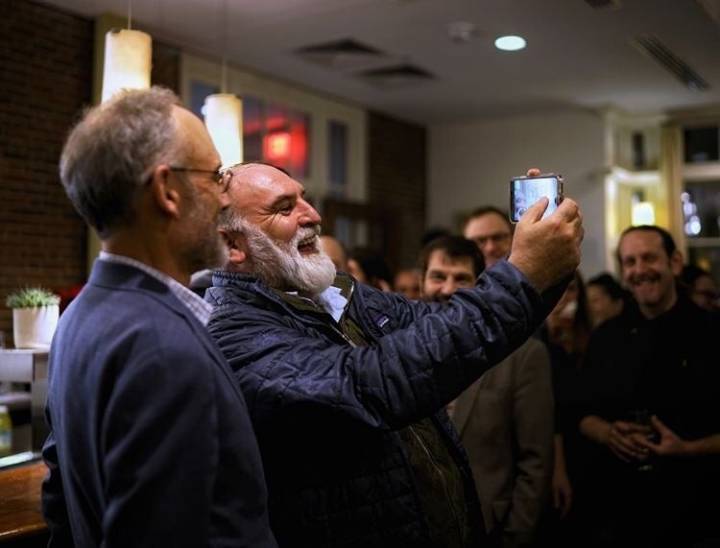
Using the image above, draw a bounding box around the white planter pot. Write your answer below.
[13,305,59,350]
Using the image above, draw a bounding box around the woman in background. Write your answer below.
[586,272,631,328]
[681,264,720,313]
[538,271,592,547]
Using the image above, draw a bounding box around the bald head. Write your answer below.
[218,163,336,295]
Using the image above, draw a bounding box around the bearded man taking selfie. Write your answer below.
[205,162,584,548]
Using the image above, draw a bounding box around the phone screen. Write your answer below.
[510,176,562,222]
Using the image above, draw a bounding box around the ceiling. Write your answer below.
[43,0,720,124]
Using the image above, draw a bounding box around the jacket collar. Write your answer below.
[209,269,356,317]
[90,260,242,397]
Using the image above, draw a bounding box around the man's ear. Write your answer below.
[220,230,248,265]
[670,249,684,277]
[148,165,182,218]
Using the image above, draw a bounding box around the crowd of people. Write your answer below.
[41,86,719,548]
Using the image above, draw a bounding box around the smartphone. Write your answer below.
[509,173,564,223]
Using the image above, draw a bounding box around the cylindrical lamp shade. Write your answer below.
[101,29,152,103]
[632,202,656,226]
[203,93,244,167]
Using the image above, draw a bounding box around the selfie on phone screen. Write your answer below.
[510,175,563,222]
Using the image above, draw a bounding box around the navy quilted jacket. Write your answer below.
[205,261,550,548]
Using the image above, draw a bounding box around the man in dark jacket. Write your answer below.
[206,163,583,547]
[43,89,276,547]
[578,225,720,547]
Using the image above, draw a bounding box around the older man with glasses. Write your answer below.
[42,88,275,548]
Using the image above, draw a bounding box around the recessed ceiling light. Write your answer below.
[494,35,527,51]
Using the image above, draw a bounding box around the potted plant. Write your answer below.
[5,288,60,350]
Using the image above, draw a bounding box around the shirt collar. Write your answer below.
[99,251,212,326]
[282,284,348,323]
[313,285,348,323]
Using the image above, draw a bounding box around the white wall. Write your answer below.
[429,108,608,277]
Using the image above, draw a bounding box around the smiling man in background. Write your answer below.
[578,225,720,548]
[421,235,554,548]
[463,206,514,268]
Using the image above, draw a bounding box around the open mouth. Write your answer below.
[297,235,317,254]
[632,276,659,288]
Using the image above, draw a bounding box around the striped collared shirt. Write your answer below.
[99,251,212,326]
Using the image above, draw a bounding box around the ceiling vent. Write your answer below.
[356,64,435,90]
[632,34,710,91]
[295,39,385,71]
[584,0,621,9]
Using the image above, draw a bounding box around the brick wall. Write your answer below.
[367,111,427,272]
[0,0,93,345]
[0,2,420,344]
[0,1,181,345]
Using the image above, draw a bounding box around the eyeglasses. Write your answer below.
[471,232,511,248]
[169,166,232,193]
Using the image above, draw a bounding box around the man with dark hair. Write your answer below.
[578,225,720,547]
[463,206,514,267]
[205,163,582,547]
[464,204,575,523]
[419,236,485,295]
[421,236,554,547]
[43,88,275,547]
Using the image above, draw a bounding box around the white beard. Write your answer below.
[243,223,336,296]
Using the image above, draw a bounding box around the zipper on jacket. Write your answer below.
[337,280,355,326]
[330,324,357,348]
[289,292,358,348]
[408,424,464,544]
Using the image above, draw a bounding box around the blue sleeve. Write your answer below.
[42,427,75,548]
[98,343,218,547]
[210,261,546,433]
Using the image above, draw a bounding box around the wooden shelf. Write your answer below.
[0,461,47,543]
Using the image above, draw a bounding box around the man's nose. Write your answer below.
[299,200,322,225]
[483,240,498,255]
[441,279,458,296]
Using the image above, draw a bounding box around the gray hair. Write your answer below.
[218,202,245,236]
[59,86,183,237]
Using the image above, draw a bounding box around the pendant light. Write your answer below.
[203,0,243,166]
[101,0,152,102]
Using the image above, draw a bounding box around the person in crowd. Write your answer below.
[205,162,583,547]
[43,88,275,548]
[536,271,592,547]
[585,272,630,328]
[393,267,422,299]
[347,246,394,291]
[542,272,591,364]
[462,204,572,531]
[681,263,719,313]
[463,206,514,267]
[421,236,554,548]
[421,226,452,247]
[578,225,720,547]
[319,234,349,272]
